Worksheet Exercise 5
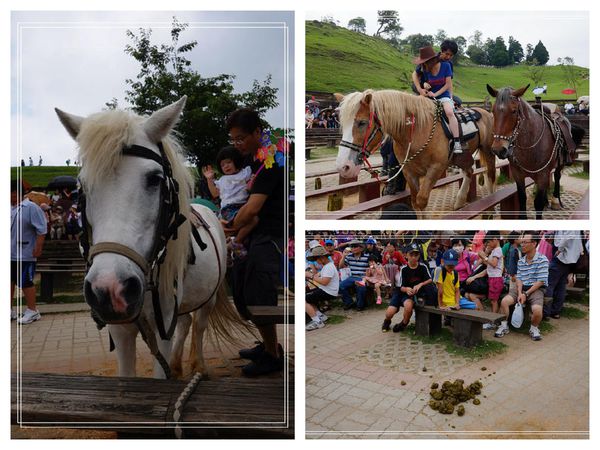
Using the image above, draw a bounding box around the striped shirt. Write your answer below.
[517,252,549,287]
[344,253,369,277]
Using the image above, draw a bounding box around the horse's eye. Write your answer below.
[357,120,368,128]
[145,172,163,189]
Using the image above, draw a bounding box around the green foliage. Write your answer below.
[525,60,547,87]
[557,56,584,97]
[375,10,403,40]
[325,314,347,325]
[560,306,587,319]
[305,21,589,100]
[532,40,550,65]
[347,17,366,34]
[122,18,279,167]
[405,34,435,55]
[508,36,524,64]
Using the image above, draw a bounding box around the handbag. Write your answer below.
[511,302,524,328]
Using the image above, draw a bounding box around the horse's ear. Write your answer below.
[361,92,373,107]
[55,108,84,140]
[143,96,187,143]
[486,84,498,98]
[513,84,530,98]
[334,93,345,102]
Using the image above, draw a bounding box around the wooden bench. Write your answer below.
[12,372,294,439]
[247,305,295,324]
[443,177,535,220]
[37,240,86,301]
[305,128,342,148]
[414,305,505,348]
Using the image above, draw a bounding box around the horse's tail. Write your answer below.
[189,282,257,361]
[570,123,586,148]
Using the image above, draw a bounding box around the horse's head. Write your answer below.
[487,84,529,159]
[335,91,384,179]
[55,97,189,324]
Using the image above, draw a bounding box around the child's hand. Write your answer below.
[202,165,215,180]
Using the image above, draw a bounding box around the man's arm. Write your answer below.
[231,193,268,230]
[33,234,45,258]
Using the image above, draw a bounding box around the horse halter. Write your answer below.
[492,96,522,154]
[79,142,187,337]
[339,110,384,165]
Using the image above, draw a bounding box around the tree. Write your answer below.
[375,10,403,40]
[526,59,546,86]
[466,44,486,65]
[347,17,366,34]
[405,33,434,55]
[468,30,483,49]
[121,18,279,167]
[531,40,549,65]
[434,29,448,47]
[507,36,524,64]
[488,36,510,67]
[525,43,534,63]
[557,56,583,98]
[321,16,338,26]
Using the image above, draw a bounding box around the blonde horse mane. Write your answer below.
[339,89,436,137]
[76,109,193,303]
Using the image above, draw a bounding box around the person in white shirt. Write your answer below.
[543,231,584,319]
[305,246,339,330]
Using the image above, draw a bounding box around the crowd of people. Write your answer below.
[305,230,589,341]
[305,103,340,129]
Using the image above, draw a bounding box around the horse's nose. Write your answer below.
[492,141,509,160]
[84,273,143,320]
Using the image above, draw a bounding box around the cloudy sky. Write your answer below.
[11,10,294,166]
[307,10,589,67]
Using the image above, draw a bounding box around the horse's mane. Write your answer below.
[77,109,193,302]
[339,89,436,136]
[496,87,515,106]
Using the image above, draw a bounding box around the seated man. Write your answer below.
[382,243,437,333]
[305,246,339,331]
[338,239,369,311]
[495,232,549,341]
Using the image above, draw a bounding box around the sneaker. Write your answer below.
[241,349,284,376]
[494,323,510,338]
[482,323,496,330]
[452,141,463,154]
[343,302,356,311]
[376,296,382,305]
[317,312,328,322]
[306,320,324,331]
[529,326,542,341]
[355,280,366,287]
[17,308,40,325]
[393,321,407,333]
[11,310,18,321]
[382,319,391,332]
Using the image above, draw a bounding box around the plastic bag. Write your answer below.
[511,302,524,328]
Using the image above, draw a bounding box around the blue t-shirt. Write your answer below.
[11,198,47,261]
[422,61,453,99]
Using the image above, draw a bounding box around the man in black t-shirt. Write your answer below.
[225,108,285,377]
[381,243,437,333]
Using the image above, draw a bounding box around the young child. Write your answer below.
[382,243,437,333]
[202,146,256,259]
[484,231,504,311]
[434,249,461,314]
[357,255,391,305]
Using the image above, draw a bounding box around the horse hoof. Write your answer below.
[550,198,561,210]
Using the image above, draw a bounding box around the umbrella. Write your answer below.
[47,175,78,190]
[561,88,576,95]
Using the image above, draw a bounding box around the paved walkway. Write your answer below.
[11,303,295,378]
[306,304,588,439]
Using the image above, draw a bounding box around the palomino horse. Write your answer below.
[56,97,247,378]
[335,89,497,218]
[486,84,582,219]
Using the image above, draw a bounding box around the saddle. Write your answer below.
[532,104,577,165]
[440,108,482,142]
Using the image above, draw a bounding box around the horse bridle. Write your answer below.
[339,110,384,165]
[79,142,187,339]
[493,96,546,157]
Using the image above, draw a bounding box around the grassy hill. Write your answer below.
[11,166,79,189]
[306,21,589,101]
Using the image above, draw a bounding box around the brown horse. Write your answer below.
[334,89,497,218]
[487,84,567,219]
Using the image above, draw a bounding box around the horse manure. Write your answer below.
[422,367,427,372]
[401,380,406,386]
[428,378,484,416]
[481,367,487,371]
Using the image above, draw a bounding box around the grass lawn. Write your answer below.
[308,146,339,160]
[569,170,589,180]
[11,166,79,190]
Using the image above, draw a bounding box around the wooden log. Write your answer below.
[12,372,293,439]
[327,193,343,211]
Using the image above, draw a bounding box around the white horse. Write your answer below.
[56,97,247,379]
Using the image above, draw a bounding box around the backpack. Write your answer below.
[441,267,459,285]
